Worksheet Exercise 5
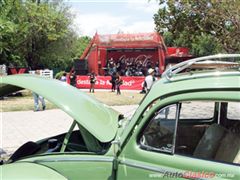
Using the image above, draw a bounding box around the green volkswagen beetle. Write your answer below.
[1,54,240,179]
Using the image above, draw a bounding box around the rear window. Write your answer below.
[227,102,240,120]
[180,101,214,120]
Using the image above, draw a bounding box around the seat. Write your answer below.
[214,131,240,164]
[193,124,227,159]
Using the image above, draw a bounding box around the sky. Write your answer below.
[64,0,159,37]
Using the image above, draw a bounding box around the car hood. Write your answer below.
[0,74,119,142]
[0,162,67,179]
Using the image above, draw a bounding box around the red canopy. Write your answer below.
[81,32,166,59]
[80,32,167,75]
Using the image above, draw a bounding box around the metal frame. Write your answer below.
[60,120,77,152]
[162,54,240,82]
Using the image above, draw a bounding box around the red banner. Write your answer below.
[76,76,145,90]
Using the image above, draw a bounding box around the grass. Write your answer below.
[0,89,145,112]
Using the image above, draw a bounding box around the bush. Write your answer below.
[55,71,65,80]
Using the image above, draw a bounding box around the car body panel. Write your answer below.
[1,54,240,179]
[14,154,114,179]
[0,162,67,179]
[120,75,240,145]
[118,91,240,180]
[0,74,119,143]
[36,156,114,179]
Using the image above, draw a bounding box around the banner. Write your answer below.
[76,76,145,90]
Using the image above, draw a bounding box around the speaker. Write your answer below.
[74,59,88,75]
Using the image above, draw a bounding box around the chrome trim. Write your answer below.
[34,156,114,163]
[217,103,221,124]
[120,159,166,173]
[119,159,206,180]
[60,120,77,152]
[172,103,180,154]
[165,71,240,83]
[162,54,240,82]
[112,139,121,157]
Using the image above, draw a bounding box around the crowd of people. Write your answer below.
[58,58,160,95]
[31,60,158,111]
[88,68,157,95]
[102,58,160,94]
[104,58,161,77]
[88,71,123,95]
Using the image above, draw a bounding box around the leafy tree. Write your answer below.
[72,36,92,59]
[153,0,240,56]
[0,0,91,71]
[39,33,91,71]
[0,0,29,66]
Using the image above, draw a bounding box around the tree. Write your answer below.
[153,0,240,56]
[0,0,29,66]
[23,0,73,69]
[0,0,90,71]
[39,33,91,71]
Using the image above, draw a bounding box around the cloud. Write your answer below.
[69,2,157,37]
[122,21,155,34]
[125,0,159,14]
[72,12,155,36]
[70,8,128,36]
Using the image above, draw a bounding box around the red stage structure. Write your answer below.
[80,32,167,75]
[75,32,192,90]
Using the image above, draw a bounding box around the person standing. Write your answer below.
[89,72,96,93]
[33,92,46,111]
[60,72,67,82]
[116,73,123,95]
[145,68,156,92]
[69,70,76,87]
[110,72,117,92]
[33,70,46,111]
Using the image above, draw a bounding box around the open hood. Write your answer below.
[0,74,119,142]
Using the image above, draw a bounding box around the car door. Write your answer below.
[117,98,240,180]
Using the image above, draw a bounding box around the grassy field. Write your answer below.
[0,90,145,112]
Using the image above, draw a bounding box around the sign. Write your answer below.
[75,76,145,90]
[107,50,159,68]
[167,47,190,57]
[99,33,155,43]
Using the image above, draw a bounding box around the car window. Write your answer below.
[180,101,214,120]
[140,104,178,153]
[227,102,240,120]
[139,100,240,166]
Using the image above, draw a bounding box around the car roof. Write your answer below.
[151,74,240,99]
[0,74,119,143]
[148,54,240,104]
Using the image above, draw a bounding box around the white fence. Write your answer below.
[29,69,53,78]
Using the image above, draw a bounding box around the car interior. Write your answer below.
[7,121,111,163]
[140,100,240,166]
